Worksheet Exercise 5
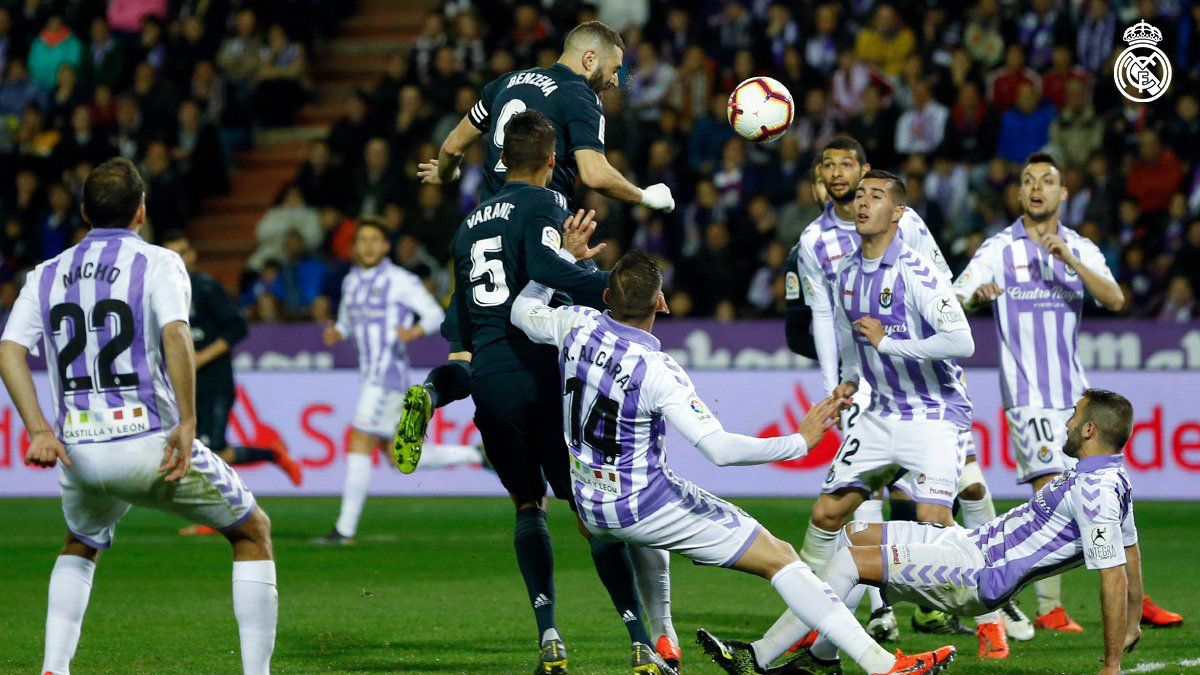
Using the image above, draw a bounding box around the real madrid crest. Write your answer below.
[1114,20,1172,103]
[879,287,893,308]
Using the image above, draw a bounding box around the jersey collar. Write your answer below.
[600,312,660,350]
[84,227,141,241]
[820,201,856,232]
[1076,453,1124,473]
[1011,218,1065,240]
[857,230,904,267]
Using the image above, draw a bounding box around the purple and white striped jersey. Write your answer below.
[835,234,973,428]
[518,304,724,529]
[953,220,1114,410]
[796,201,950,392]
[967,453,1136,608]
[1,228,192,443]
[334,259,444,390]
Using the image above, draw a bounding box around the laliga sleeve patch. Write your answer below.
[541,226,562,252]
[689,397,713,421]
[785,272,801,300]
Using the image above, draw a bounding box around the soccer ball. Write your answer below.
[727,77,794,143]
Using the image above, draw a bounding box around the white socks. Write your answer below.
[336,453,372,537]
[1036,575,1063,615]
[852,500,887,612]
[770,561,895,675]
[43,555,96,675]
[630,546,677,644]
[959,495,996,530]
[233,560,277,675]
[798,522,840,577]
[418,444,485,470]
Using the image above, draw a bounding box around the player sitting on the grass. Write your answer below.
[0,158,276,675]
[511,248,957,675]
[160,231,303,507]
[751,388,1146,675]
[312,218,484,546]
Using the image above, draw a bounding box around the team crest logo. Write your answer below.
[1038,446,1053,463]
[825,465,836,485]
[879,287,893,308]
[1114,21,1172,103]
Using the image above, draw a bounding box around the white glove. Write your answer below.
[640,183,675,212]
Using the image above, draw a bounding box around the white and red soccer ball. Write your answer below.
[727,76,794,143]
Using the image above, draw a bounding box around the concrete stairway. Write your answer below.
[191,0,435,289]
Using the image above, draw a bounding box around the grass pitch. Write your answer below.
[0,497,1196,674]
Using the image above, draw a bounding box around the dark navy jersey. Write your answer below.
[189,271,248,392]
[468,63,605,202]
[452,181,607,376]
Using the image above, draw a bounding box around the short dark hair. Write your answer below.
[1081,389,1134,450]
[607,251,662,321]
[356,216,390,238]
[159,229,188,246]
[82,158,146,228]
[820,136,868,166]
[501,110,557,174]
[1024,151,1061,173]
[860,169,906,205]
[564,20,625,52]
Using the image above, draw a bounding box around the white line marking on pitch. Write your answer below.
[1125,658,1200,673]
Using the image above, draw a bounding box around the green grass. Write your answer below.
[0,497,1197,674]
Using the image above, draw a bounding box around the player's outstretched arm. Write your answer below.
[0,340,69,468]
[574,148,674,212]
[1122,543,1145,653]
[692,397,840,466]
[1097,564,1129,675]
[161,320,196,482]
[419,116,483,185]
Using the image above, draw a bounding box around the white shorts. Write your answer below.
[1006,407,1074,484]
[891,427,973,502]
[586,478,763,568]
[822,410,963,507]
[880,521,989,616]
[352,382,407,438]
[61,433,256,549]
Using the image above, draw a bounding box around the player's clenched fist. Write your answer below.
[24,429,71,468]
[969,282,1003,308]
[639,183,675,212]
[854,316,885,348]
[796,396,840,449]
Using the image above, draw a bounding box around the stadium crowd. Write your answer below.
[0,0,354,323]
[3,0,1200,327]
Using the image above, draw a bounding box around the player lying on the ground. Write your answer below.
[0,158,276,675]
[511,247,957,675]
[706,388,1145,675]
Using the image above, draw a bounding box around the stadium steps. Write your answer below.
[193,0,437,289]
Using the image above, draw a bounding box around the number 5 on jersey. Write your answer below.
[468,236,509,306]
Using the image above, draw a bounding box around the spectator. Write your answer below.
[129,60,179,136]
[747,240,788,313]
[0,60,44,118]
[1158,275,1195,322]
[792,88,838,164]
[424,45,466,113]
[351,138,403,217]
[407,183,458,261]
[55,105,116,167]
[140,140,188,231]
[689,94,735,175]
[215,9,262,97]
[855,4,915,78]
[668,45,712,128]
[846,84,898,170]
[1043,82,1102,171]
[712,138,747,212]
[28,16,84,90]
[1015,0,1061,71]
[253,24,309,126]
[36,182,82,259]
[135,16,168,72]
[628,43,675,125]
[830,47,892,122]
[452,13,487,79]
[106,0,167,35]
[962,0,1007,70]
[271,230,325,318]
[987,45,1040,113]
[996,83,1055,164]
[680,178,723,258]
[764,3,800,69]
[189,60,225,122]
[327,93,372,169]
[0,9,12,79]
[392,85,436,164]
[685,221,742,315]
[173,98,227,200]
[111,95,147,160]
[1126,129,1184,215]
[508,4,552,63]
[83,17,126,89]
[1041,44,1090,110]
[894,80,948,156]
[372,50,415,123]
[804,3,841,77]
[711,2,752,63]
[411,12,447,82]
[248,183,323,270]
[925,155,971,227]
[1163,94,1200,166]
[15,104,60,164]
[943,80,995,164]
[47,64,86,127]
[1076,0,1117,74]
[294,141,347,210]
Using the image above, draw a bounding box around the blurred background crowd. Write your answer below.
[2,0,1200,328]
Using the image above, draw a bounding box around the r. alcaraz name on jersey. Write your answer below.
[469,63,605,202]
[796,200,951,394]
[953,219,1116,410]
[1,227,192,443]
[335,259,444,390]
[452,181,607,376]
[835,234,973,428]
[967,453,1136,608]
